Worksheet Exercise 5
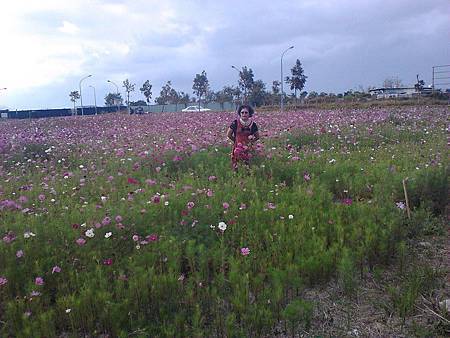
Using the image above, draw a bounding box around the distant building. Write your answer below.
[368,87,417,99]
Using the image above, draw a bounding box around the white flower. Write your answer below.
[288,214,294,219]
[85,228,95,238]
[396,201,406,210]
[101,196,107,202]
[164,201,169,206]
[24,231,36,239]
[104,232,112,238]
[65,308,71,313]
[218,222,227,231]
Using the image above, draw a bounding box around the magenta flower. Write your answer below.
[147,234,158,242]
[187,201,195,209]
[145,179,157,186]
[132,234,139,242]
[102,216,111,226]
[222,202,230,209]
[35,277,44,286]
[267,202,276,209]
[76,238,86,246]
[16,250,24,258]
[240,247,250,256]
[239,203,247,210]
[151,195,160,204]
[103,258,113,266]
[38,194,46,202]
[208,175,217,181]
[115,215,123,222]
[341,198,353,206]
[303,172,311,181]
[52,266,61,274]
[18,195,28,203]
[127,177,139,185]
[206,189,214,197]
[0,276,7,286]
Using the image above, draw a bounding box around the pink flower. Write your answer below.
[145,179,157,186]
[303,172,311,181]
[172,155,183,162]
[132,234,139,242]
[52,266,61,274]
[151,195,160,204]
[155,166,161,173]
[239,203,247,210]
[76,238,86,246]
[206,189,214,197]
[208,176,217,181]
[102,216,111,226]
[240,247,250,256]
[38,194,46,202]
[127,177,139,185]
[35,277,44,286]
[267,202,276,209]
[18,195,28,203]
[103,258,113,266]
[222,202,230,209]
[0,276,7,286]
[115,215,123,222]
[16,250,24,258]
[147,234,158,242]
[341,198,353,206]
[187,201,195,209]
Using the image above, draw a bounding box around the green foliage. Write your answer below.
[282,299,314,334]
[338,248,358,297]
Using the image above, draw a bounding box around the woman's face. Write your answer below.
[240,109,250,121]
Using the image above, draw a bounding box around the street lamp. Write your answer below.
[79,74,92,116]
[89,85,98,115]
[107,80,120,112]
[280,46,294,114]
[231,65,244,104]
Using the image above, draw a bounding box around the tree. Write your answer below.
[123,79,136,114]
[216,86,234,110]
[155,81,173,112]
[285,59,307,104]
[192,70,209,109]
[130,100,147,106]
[169,88,179,110]
[69,90,80,115]
[140,80,153,104]
[248,79,269,107]
[238,66,254,103]
[383,76,403,88]
[104,92,123,106]
[415,74,425,92]
[178,91,190,108]
[271,81,280,105]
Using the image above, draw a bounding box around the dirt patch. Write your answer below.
[270,228,450,337]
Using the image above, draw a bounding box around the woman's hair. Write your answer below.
[237,104,255,117]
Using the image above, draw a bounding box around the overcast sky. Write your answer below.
[0,0,448,110]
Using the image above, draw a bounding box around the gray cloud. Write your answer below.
[1,0,448,109]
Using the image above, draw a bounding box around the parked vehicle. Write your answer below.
[181,106,211,112]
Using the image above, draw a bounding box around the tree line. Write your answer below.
[69,59,307,111]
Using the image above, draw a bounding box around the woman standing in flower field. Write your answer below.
[227,104,260,169]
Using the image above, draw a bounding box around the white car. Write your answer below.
[181,105,211,112]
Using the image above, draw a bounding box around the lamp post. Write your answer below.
[89,85,98,115]
[231,65,244,104]
[79,74,92,116]
[280,46,294,114]
[107,80,120,112]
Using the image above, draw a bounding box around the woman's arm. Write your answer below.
[227,128,235,142]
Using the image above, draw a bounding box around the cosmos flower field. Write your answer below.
[0,107,447,336]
